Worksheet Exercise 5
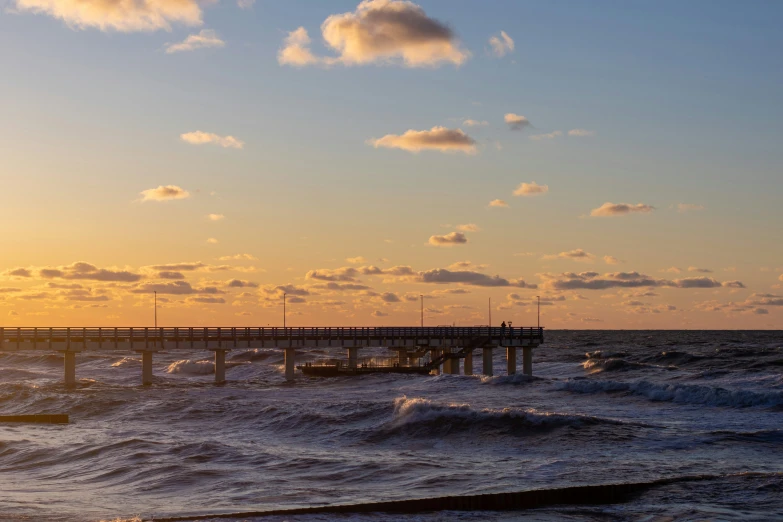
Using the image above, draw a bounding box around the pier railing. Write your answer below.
[0,326,544,349]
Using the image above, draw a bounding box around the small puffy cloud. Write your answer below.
[488,30,514,57]
[148,262,206,272]
[140,185,190,202]
[780,274,783,282]
[463,119,488,127]
[489,199,508,208]
[428,232,468,246]
[379,292,400,303]
[188,296,226,304]
[226,279,258,288]
[13,0,203,32]
[688,267,713,273]
[206,238,218,244]
[590,202,655,217]
[568,129,595,137]
[678,203,705,213]
[157,271,185,280]
[504,113,530,130]
[540,271,743,291]
[529,131,562,141]
[543,249,594,262]
[371,310,389,317]
[262,284,311,297]
[419,269,534,288]
[280,0,469,68]
[346,256,367,264]
[38,261,142,282]
[207,214,225,221]
[132,281,196,295]
[3,268,33,278]
[754,308,769,315]
[369,126,476,154]
[603,256,621,265]
[166,29,224,54]
[306,267,360,282]
[513,182,548,196]
[181,131,244,149]
[455,224,480,232]
[237,0,255,9]
[218,254,257,261]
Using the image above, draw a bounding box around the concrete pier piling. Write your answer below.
[59,350,79,386]
[138,351,155,385]
[284,347,296,381]
[522,346,533,376]
[507,347,517,375]
[463,350,473,375]
[482,347,494,377]
[347,347,358,369]
[211,348,230,384]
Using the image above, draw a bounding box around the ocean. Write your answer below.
[1,330,781,521]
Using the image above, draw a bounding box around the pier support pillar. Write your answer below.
[482,347,494,377]
[522,346,533,377]
[430,348,440,375]
[211,349,230,384]
[507,347,517,375]
[463,350,473,376]
[59,350,79,386]
[444,350,459,375]
[284,347,296,381]
[347,347,358,369]
[135,350,156,386]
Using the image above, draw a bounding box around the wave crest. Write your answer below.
[166,359,215,375]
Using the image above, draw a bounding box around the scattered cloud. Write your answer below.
[488,30,514,57]
[346,256,367,264]
[187,296,226,304]
[678,203,705,213]
[157,271,185,280]
[278,0,469,68]
[419,269,534,288]
[371,310,389,317]
[262,284,310,297]
[34,262,142,282]
[13,0,203,32]
[455,224,480,232]
[226,279,258,288]
[543,249,595,262]
[688,267,713,273]
[206,238,219,244]
[568,129,595,137]
[429,232,468,246]
[504,113,530,130]
[489,199,508,208]
[218,254,257,261]
[237,0,255,9]
[603,256,621,265]
[590,202,655,217]
[140,185,190,202]
[181,131,244,149]
[529,130,562,141]
[3,268,32,278]
[463,119,488,127]
[539,271,744,291]
[166,29,224,54]
[207,214,225,221]
[513,182,548,196]
[369,126,476,154]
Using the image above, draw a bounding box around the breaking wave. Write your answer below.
[166,360,215,375]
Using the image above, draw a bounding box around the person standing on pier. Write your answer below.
[500,321,507,340]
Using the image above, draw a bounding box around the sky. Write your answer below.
[1,0,782,328]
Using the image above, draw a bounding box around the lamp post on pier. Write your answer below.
[420,295,424,327]
[283,292,286,329]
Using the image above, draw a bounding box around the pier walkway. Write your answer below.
[0,326,544,385]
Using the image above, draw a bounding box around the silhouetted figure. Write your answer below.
[500,321,507,339]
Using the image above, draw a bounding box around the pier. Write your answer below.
[0,326,544,385]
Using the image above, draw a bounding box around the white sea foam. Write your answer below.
[166,359,215,375]
[111,357,139,368]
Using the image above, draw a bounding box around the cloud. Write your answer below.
[568,129,595,137]
[463,119,488,127]
[346,256,367,264]
[379,292,400,303]
[455,224,480,232]
[678,203,705,213]
[529,131,562,141]
[311,282,372,292]
[780,274,783,282]
[13,0,203,32]
[590,202,655,217]
[489,199,508,208]
[37,262,142,282]
[206,238,218,244]
[504,113,530,130]
[207,214,225,221]
[306,267,361,282]
[488,30,514,57]
[371,310,389,317]
[539,271,743,291]
[688,267,713,273]
[3,268,33,278]
[543,249,594,262]
[131,281,196,295]
[603,256,621,265]
[148,262,207,271]
[187,296,226,304]
[218,254,257,261]
[369,126,476,154]
[237,0,255,9]
[157,271,185,280]
[166,29,224,54]
[140,185,190,202]
[181,131,244,149]
[226,279,258,288]
[419,269,534,288]
[428,232,468,246]
[279,0,469,68]
[513,181,549,196]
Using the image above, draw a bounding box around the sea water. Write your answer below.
[0,330,781,521]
